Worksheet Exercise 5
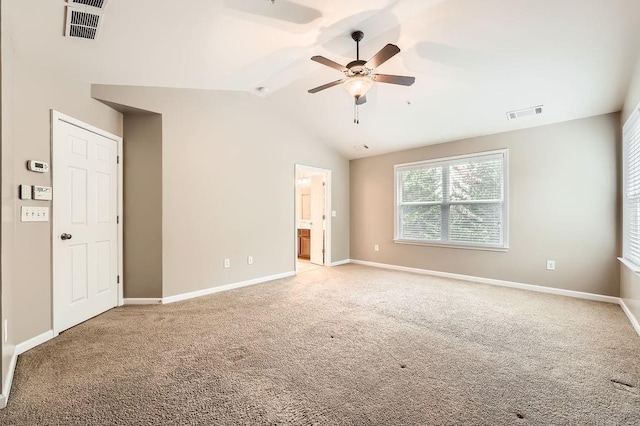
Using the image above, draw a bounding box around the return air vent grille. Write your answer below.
[66,9,101,40]
[68,0,109,10]
[506,105,543,120]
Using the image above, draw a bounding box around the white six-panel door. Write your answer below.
[53,116,119,334]
[309,174,325,265]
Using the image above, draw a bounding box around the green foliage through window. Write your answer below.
[395,151,507,248]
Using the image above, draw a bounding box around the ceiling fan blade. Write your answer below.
[373,74,416,86]
[311,56,348,72]
[365,44,401,69]
[355,95,367,105]
[308,79,344,94]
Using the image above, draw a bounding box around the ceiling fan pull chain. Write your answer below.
[354,100,360,124]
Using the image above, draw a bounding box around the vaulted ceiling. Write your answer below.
[7,0,640,158]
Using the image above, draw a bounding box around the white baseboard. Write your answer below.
[123,298,163,305]
[619,299,640,336]
[0,350,16,409]
[330,259,352,267]
[350,259,620,304]
[162,271,296,305]
[0,330,54,408]
[15,330,54,355]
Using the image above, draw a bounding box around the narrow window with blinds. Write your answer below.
[623,106,640,268]
[395,150,508,249]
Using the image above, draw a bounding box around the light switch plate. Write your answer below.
[21,206,49,222]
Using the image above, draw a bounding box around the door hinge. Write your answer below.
[117,275,120,284]
[322,214,326,220]
[323,181,326,186]
[117,155,120,164]
[117,215,120,224]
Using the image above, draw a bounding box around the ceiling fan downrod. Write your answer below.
[352,30,364,61]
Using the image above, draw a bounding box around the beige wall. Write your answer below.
[351,113,620,297]
[1,47,122,391]
[622,51,640,124]
[92,85,350,299]
[122,113,163,298]
[620,52,640,324]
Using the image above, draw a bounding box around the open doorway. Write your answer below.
[295,165,331,273]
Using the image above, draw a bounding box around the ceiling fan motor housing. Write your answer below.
[346,60,368,76]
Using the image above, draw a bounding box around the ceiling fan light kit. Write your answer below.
[343,75,374,99]
[308,30,415,124]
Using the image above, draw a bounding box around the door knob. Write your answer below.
[60,233,72,240]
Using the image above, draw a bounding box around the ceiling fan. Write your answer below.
[308,30,415,123]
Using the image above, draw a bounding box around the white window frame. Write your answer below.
[622,104,640,271]
[394,149,509,251]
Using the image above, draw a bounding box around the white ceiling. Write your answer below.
[6,0,640,159]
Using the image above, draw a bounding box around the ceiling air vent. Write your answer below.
[64,0,109,40]
[67,0,109,10]
[506,105,543,120]
[65,8,102,40]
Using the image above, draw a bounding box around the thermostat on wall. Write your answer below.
[27,160,49,173]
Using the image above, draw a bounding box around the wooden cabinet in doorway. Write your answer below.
[298,229,310,259]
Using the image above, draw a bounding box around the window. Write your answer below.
[623,106,640,268]
[395,150,508,249]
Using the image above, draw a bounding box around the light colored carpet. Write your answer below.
[1,264,639,425]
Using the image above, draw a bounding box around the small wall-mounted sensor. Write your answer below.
[27,160,49,173]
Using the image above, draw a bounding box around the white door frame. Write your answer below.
[51,110,124,336]
[294,164,331,271]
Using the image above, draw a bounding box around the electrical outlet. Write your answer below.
[247,256,253,265]
[374,244,379,252]
[223,258,230,268]
[546,260,556,271]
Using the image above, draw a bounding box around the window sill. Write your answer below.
[394,239,508,252]
[618,257,640,273]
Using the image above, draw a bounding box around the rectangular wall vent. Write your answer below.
[506,105,543,120]
[67,0,109,11]
[65,8,102,40]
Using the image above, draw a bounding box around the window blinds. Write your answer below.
[623,107,640,266]
[395,150,507,249]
